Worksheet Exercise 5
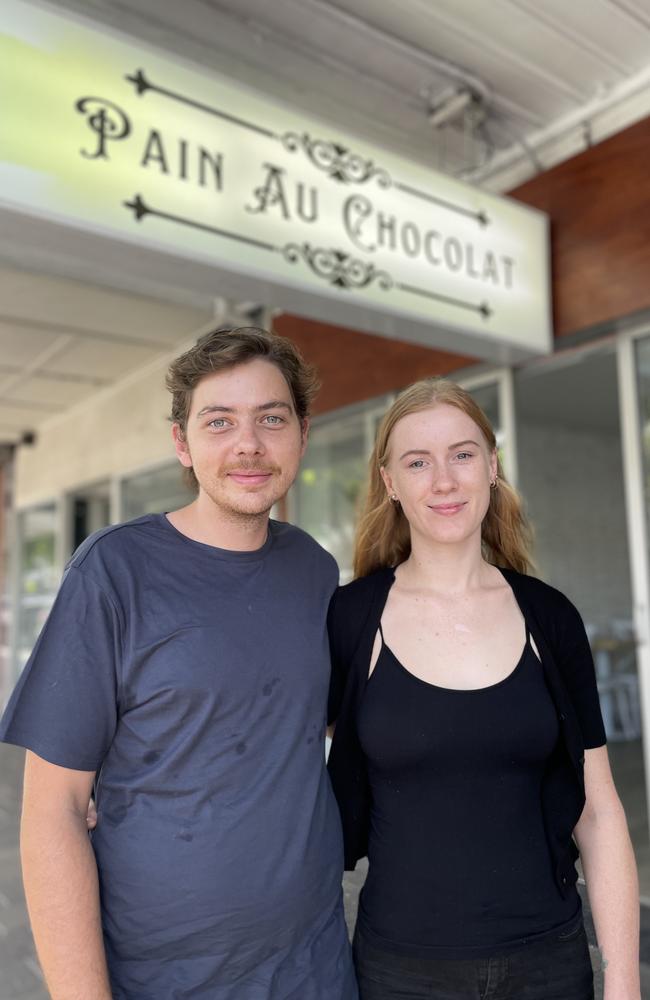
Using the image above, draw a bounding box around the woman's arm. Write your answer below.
[573,745,640,1000]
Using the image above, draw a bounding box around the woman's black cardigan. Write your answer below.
[327,566,606,898]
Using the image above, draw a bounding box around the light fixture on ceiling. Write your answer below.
[425,85,494,177]
[427,87,482,129]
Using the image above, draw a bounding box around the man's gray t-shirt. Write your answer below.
[0,514,356,1000]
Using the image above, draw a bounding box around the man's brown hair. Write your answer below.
[166,325,320,489]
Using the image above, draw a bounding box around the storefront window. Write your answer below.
[516,349,646,842]
[292,413,367,581]
[289,398,391,579]
[15,504,59,675]
[121,463,195,520]
[69,484,111,554]
[467,382,499,432]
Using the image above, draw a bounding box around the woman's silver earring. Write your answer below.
[490,476,498,489]
[390,494,399,503]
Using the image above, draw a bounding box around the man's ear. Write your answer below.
[299,417,310,457]
[172,424,193,468]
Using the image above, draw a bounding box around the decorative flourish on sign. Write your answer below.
[282,132,391,188]
[283,243,393,290]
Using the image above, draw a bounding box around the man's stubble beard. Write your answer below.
[196,470,290,526]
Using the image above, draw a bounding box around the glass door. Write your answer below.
[622,331,650,883]
[514,341,649,883]
[65,480,111,558]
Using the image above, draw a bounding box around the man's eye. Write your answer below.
[263,415,284,425]
[208,418,228,429]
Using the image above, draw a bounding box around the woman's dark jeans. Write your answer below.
[353,918,594,1000]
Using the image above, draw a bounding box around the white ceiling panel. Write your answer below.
[608,0,650,32]
[0,322,63,367]
[46,340,166,382]
[326,0,590,110]
[2,376,97,409]
[415,0,625,93]
[0,399,53,428]
[507,0,650,71]
[0,269,208,347]
[336,0,620,103]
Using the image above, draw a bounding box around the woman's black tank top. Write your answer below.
[356,621,581,958]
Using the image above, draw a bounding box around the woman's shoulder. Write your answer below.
[499,567,584,631]
[333,566,395,609]
[328,566,395,644]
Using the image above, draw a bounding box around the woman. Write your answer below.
[327,378,639,1000]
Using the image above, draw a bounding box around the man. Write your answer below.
[0,327,357,1000]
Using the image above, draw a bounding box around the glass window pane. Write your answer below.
[468,382,499,432]
[517,350,647,864]
[16,504,58,674]
[292,414,367,580]
[122,464,195,520]
[70,485,111,554]
[20,507,58,597]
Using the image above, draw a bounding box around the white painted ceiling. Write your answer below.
[0,267,212,444]
[4,0,650,445]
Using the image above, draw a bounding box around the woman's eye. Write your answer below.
[455,451,473,460]
[409,459,425,469]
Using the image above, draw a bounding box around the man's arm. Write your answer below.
[574,745,640,1000]
[21,751,112,1000]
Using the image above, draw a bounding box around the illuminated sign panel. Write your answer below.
[0,0,551,359]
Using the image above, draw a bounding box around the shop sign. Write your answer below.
[1,0,551,359]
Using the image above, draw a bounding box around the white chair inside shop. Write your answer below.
[587,620,641,742]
